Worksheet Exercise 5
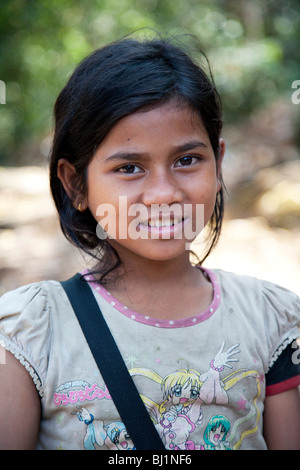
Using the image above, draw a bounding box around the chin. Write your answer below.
[110,239,191,263]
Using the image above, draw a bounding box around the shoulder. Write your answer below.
[0,280,67,337]
[0,280,68,395]
[211,268,300,309]
[209,268,300,368]
[0,279,60,310]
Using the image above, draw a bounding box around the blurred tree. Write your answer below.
[0,0,299,165]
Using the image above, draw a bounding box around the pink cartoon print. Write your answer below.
[158,342,240,449]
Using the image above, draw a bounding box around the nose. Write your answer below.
[142,170,184,207]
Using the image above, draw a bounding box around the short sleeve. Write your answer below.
[265,340,300,396]
[0,282,53,396]
[262,281,300,371]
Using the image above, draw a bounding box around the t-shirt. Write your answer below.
[0,268,300,450]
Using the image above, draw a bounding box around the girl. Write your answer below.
[0,34,300,450]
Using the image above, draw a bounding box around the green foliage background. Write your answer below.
[0,0,299,165]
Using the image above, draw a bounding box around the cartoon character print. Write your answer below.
[66,341,262,450]
[75,407,106,450]
[199,381,264,452]
[159,368,203,450]
[156,342,239,449]
[105,421,135,450]
[75,407,135,450]
[130,341,262,450]
[201,415,231,450]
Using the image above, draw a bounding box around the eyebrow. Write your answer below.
[173,140,208,153]
[105,140,208,162]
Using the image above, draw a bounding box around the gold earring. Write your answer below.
[77,202,83,212]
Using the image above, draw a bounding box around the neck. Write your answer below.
[93,246,212,321]
[104,247,197,288]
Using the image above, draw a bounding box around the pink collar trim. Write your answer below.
[81,267,221,329]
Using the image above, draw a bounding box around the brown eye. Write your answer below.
[117,164,141,174]
[175,155,199,167]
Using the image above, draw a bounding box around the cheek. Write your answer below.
[86,174,116,220]
[204,192,218,223]
[192,180,218,225]
[88,191,139,240]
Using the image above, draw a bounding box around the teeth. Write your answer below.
[148,217,181,228]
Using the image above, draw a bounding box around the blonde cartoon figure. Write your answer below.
[160,369,203,450]
[131,342,243,449]
[157,343,240,449]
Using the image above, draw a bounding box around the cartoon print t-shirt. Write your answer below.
[0,268,300,450]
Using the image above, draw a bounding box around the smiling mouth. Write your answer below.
[136,216,187,240]
[139,217,184,228]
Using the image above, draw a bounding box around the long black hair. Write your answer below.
[49,33,224,283]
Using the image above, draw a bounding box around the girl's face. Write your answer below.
[85,102,224,265]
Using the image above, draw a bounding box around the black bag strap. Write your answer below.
[60,273,165,451]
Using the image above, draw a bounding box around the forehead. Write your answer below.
[97,102,210,151]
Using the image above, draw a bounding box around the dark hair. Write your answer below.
[49,33,224,283]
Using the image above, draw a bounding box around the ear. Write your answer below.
[57,159,88,211]
[216,138,225,192]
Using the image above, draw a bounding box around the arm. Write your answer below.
[0,347,41,449]
[263,387,300,450]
